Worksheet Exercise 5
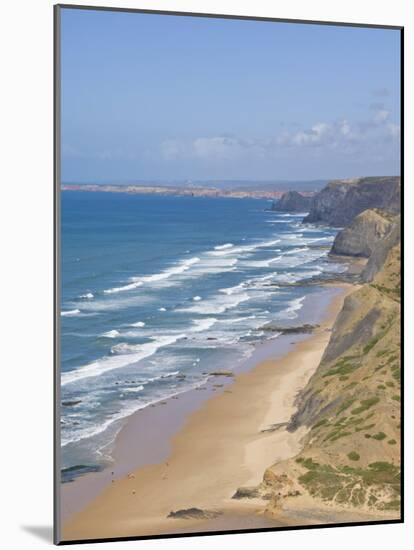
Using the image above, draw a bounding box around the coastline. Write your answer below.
[62,283,360,541]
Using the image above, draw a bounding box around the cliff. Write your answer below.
[261,237,400,516]
[271,191,312,212]
[330,209,396,258]
[362,219,401,283]
[303,176,400,226]
[233,217,401,518]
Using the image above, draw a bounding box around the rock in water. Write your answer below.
[303,176,400,226]
[330,209,396,258]
[271,190,312,212]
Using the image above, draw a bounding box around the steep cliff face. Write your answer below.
[258,240,401,516]
[330,209,396,258]
[303,177,400,226]
[362,219,401,283]
[237,224,401,517]
[272,191,312,212]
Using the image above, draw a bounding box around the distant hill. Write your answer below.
[62,179,328,193]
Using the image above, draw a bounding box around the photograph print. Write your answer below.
[56,5,402,544]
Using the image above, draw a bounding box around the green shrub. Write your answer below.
[372,432,387,441]
[347,451,360,461]
[363,334,382,354]
[355,423,376,432]
[382,499,400,511]
[312,418,328,429]
[351,397,380,415]
[338,398,356,415]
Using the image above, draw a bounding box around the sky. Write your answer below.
[60,8,401,183]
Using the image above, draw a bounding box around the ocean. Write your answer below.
[60,191,345,479]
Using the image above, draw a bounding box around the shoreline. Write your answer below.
[61,284,342,522]
[62,283,359,541]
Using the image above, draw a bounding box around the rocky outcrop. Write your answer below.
[271,191,312,212]
[167,508,222,520]
[330,209,396,258]
[303,176,400,226]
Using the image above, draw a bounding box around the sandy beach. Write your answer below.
[61,283,368,541]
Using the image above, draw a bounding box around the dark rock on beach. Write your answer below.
[167,507,222,520]
[232,486,261,499]
[260,323,319,334]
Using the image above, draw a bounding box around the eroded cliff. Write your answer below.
[330,209,396,258]
[234,219,401,518]
[303,176,400,226]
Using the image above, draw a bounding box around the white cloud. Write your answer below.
[339,119,351,136]
[373,109,390,123]
[290,122,330,146]
[193,136,243,159]
[159,102,399,164]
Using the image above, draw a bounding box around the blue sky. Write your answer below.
[60,8,401,182]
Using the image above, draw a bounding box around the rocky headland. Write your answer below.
[233,175,401,519]
[271,190,312,212]
[330,208,397,258]
[303,176,400,226]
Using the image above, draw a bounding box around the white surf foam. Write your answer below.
[191,317,218,332]
[208,238,281,257]
[61,400,146,447]
[281,296,307,319]
[219,282,246,295]
[103,280,143,294]
[79,293,94,299]
[284,247,310,255]
[242,255,282,268]
[61,309,80,317]
[178,292,250,315]
[103,257,200,294]
[214,243,234,250]
[101,329,120,338]
[124,385,145,393]
[223,315,257,324]
[61,334,186,386]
